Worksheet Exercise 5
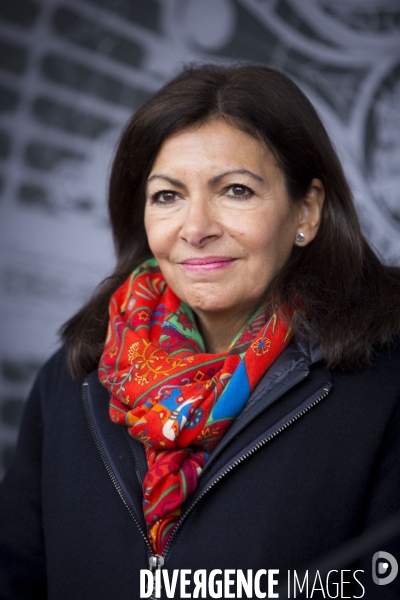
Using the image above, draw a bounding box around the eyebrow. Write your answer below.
[147,174,184,188]
[147,169,264,188]
[208,169,264,185]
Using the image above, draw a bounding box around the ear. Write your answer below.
[294,178,325,246]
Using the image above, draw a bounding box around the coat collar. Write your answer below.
[83,336,327,535]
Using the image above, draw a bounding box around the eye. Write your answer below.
[225,184,253,199]
[152,190,179,204]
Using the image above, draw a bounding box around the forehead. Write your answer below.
[148,119,275,176]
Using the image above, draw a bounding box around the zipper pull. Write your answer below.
[149,554,164,572]
[149,554,164,598]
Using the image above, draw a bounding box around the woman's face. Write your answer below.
[144,119,322,321]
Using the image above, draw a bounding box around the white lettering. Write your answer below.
[155,569,161,598]
[224,570,236,598]
[237,569,253,598]
[310,571,326,598]
[268,569,279,598]
[209,569,223,598]
[325,570,339,598]
[193,570,207,598]
[163,569,179,598]
[340,570,351,598]
[180,569,192,598]
[353,570,365,598]
[140,570,153,598]
[294,571,308,597]
[254,569,267,598]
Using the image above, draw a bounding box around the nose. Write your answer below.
[179,195,222,248]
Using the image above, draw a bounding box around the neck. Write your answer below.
[194,309,253,354]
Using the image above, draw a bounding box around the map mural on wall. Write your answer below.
[0,0,399,477]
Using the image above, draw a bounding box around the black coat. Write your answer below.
[1,338,400,599]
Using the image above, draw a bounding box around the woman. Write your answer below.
[1,64,400,600]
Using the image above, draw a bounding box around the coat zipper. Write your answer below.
[82,382,153,556]
[198,366,310,479]
[82,382,166,598]
[83,378,331,596]
[161,383,332,560]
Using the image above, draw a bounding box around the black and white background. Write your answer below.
[0,0,399,477]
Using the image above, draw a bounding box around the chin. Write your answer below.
[185,299,230,315]
[179,285,233,313]
[186,297,245,318]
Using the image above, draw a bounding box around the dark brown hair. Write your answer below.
[61,63,400,379]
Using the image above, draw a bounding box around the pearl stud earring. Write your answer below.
[295,232,305,243]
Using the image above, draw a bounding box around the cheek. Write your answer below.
[242,212,296,263]
[145,216,173,259]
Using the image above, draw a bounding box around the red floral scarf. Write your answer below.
[99,259,296,554]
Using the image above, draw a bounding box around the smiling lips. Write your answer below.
[179,256,237,273]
